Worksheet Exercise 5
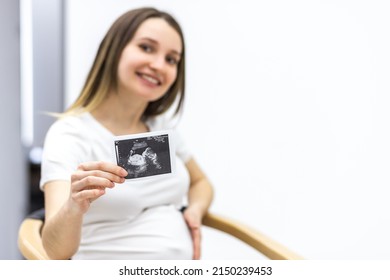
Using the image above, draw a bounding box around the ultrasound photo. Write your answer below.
[114,131,174,180]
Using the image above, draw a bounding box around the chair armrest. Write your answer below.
[202,212,304,260]
[18,210,303,260]
[18,218,49,260]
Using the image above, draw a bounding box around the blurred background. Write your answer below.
[1,0,390,259]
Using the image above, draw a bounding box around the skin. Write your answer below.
[42,18,213,260]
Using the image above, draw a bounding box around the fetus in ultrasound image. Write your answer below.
[114,133,172,179]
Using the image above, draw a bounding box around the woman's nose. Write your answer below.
[149,55,166,70]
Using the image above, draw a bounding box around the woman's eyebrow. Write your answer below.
[138,37,182,56]
[137,37,157,44]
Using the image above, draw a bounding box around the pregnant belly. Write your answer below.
[74,205,193,260]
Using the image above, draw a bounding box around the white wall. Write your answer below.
[65,0,390,259]
[31,0,64,147]
[0,0,27,259]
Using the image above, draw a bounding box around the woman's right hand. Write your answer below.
[69,161,128,213]
[42,162,127,259]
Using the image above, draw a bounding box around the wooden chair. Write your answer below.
[18,208,303,260]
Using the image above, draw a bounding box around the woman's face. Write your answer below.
[116,18,182,102]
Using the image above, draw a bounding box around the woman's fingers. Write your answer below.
[191,226,201,260]
[71,187,105,203]
[72,175,115,192]
[183,208,202,260]
[69,161,128,206]
[71,169,125,185]
[71,161,127,192]
[77,161,128,177]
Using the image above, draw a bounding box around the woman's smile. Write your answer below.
[136,71,162,86]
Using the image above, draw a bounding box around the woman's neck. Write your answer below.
[91,92,149,135]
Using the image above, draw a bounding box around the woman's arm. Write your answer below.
[186,159,213,215]
[42,180,83,259]
[183,158,214,260]
[41,162,127,259]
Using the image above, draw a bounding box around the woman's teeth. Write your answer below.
[141,74,159,85]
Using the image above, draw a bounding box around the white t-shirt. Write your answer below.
[40,112,193,259]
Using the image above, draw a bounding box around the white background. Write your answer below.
[65,0,390,259]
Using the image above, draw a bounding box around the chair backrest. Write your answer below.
[18,208,49,260]
[18,217,49,260]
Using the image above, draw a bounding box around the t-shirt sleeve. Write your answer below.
[147,115,192,163]
[173,129,192,163]
[40,117,90,190]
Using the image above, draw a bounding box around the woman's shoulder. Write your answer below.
[147,114,192,162]
[48,112,90,133]
[43,112,93,154]
[147,114,179,131]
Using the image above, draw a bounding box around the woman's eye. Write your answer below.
[139,44,152,53]
[166,56,178,65]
